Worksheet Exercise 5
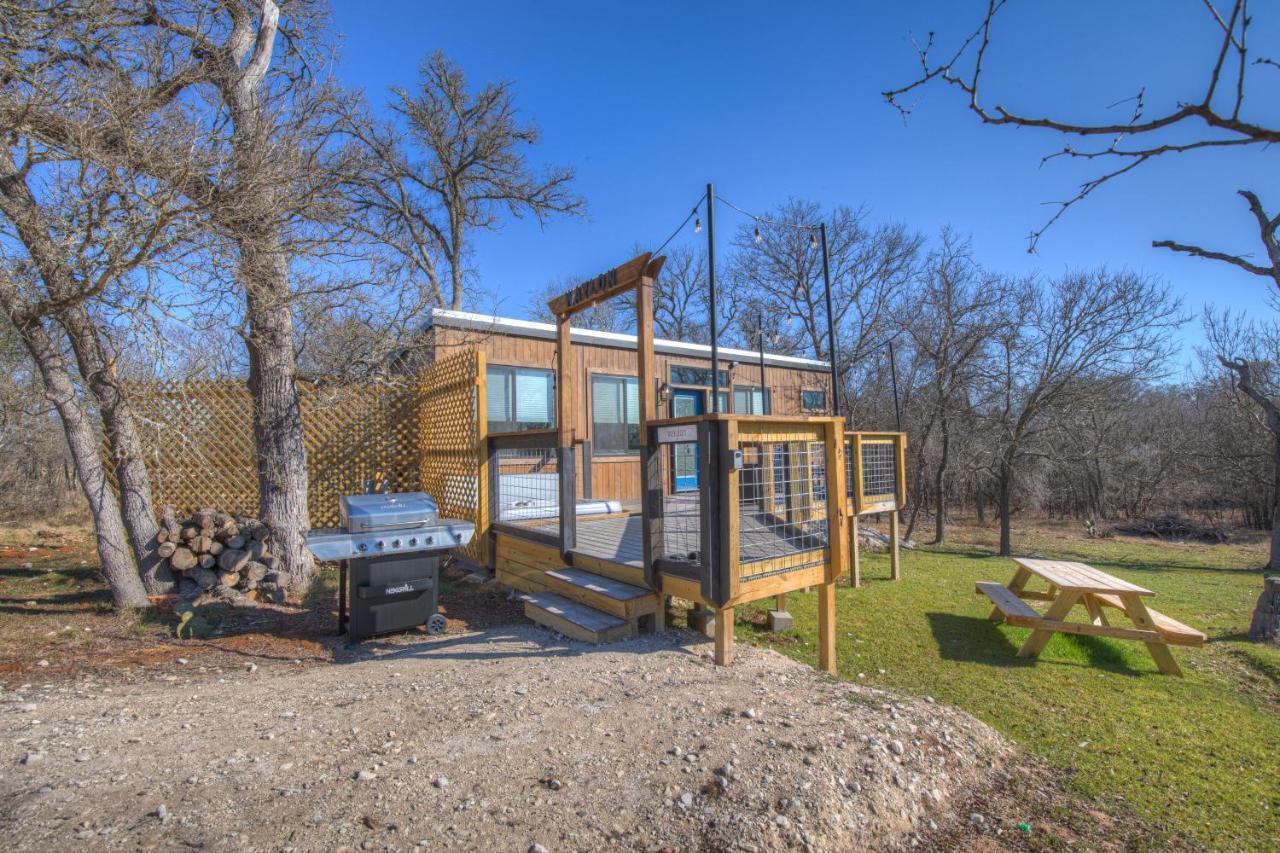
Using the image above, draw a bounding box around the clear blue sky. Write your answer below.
[330,0,1278,364]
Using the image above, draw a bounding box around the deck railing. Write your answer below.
[644,415,848,607]
[844,431,907,515]
[487,428,567,551]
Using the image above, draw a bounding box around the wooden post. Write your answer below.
[817,580,836,674]
[889,509,901,581]
[637,269,659,598]
[849,514,861,587]
[555,315,576,556]
[714,605,735,666]
[775,593,787,611]
[823,419,850,587]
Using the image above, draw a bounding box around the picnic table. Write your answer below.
[976,558,1206,676]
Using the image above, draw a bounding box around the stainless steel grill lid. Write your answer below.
[340,492,439,532]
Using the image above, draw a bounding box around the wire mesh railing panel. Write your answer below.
[861,441,898,500]
[737,439,829,580]
[493,445,560,528]
[654,443,703,566]
[844,440,855,502]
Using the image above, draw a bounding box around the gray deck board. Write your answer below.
[544,567,650,600]
[532,499,828,573]
[522,592,627,631]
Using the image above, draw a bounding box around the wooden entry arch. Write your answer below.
[547,252,666,576]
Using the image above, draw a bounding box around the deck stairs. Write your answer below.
[513,565,660,644]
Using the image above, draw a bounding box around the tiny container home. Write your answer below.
[420,255,906,670]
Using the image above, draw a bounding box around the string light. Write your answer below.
[649,197,705,258]
[809,230,818,250]
[754,221,762,245]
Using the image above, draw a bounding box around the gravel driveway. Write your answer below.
[2,625,1013,851]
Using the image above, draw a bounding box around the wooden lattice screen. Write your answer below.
[415,348,487,566]
[113,349,488,565]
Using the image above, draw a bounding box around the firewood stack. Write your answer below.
[156,506,286,602]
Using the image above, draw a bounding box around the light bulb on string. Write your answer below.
[694,216,702,234]
[754,221,762,245]
[809,230,818,250]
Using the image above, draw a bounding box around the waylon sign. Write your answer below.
[547,253,656,317]
[562,267,618,312]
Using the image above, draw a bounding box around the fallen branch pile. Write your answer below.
[1110,514,1229,543]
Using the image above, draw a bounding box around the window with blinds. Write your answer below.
[591,374,640,455]
[732,386,771,415]
[486,365,554,433]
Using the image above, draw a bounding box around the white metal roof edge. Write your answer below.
[427,309,831,372]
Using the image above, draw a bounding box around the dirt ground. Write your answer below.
[0,524,1150,851]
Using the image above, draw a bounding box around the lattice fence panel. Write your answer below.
[415,348,486,565]
[302,383,422,528]
[119,379,424,529]
[125,380,260,520]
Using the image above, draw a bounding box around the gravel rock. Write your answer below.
[0,627,1015,852]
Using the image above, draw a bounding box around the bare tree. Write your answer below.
[885,0,1280,566]
[977,270,1181,555]
[652,245,709,343]
[345,51,583,310]
[905,229,1009,543]
[726,199,919,410]
[0,269,150,607]
[0,130,195,593]
[0,318,79,520]
[1,0,367,590]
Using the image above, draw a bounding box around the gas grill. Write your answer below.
[305,491,475,642]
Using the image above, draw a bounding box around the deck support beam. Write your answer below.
[889,510,901,581]
[818,580,837,673]
[849,515,861,587]
[714,605,734,666]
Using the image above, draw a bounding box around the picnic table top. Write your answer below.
[1012,558,1153,596]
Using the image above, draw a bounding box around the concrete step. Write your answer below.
[542,567,658,619]
[522,591,634,644]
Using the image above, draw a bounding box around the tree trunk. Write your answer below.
[997,464,1014,557]
[19,319,150,608]
[975,488,986,524]
[240,229,314,591]
[933,413,950,544]
[58,302,170,593]
[1271,431,1280,571]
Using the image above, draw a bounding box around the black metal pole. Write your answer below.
[888,339,902,431]
[819,223,840,418]
[706,183,721,412]
[757,310,767,414]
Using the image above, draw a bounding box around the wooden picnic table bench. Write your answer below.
[976,558,1205,676]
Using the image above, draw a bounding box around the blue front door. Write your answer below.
[671,389,703,491]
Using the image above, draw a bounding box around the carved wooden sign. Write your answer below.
[548,252,658,317]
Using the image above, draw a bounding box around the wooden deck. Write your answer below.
[527,498,828,573]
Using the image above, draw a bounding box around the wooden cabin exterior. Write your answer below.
[411,253,906,674]
[421,309,836,505]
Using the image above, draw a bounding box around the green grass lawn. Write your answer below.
[736,527,1280,849]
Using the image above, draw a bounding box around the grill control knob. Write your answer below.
[357,542,367,552]
[408,537,418,547]
[392,538,401,548]
[375,540,384,550]
[425,535,434,546]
